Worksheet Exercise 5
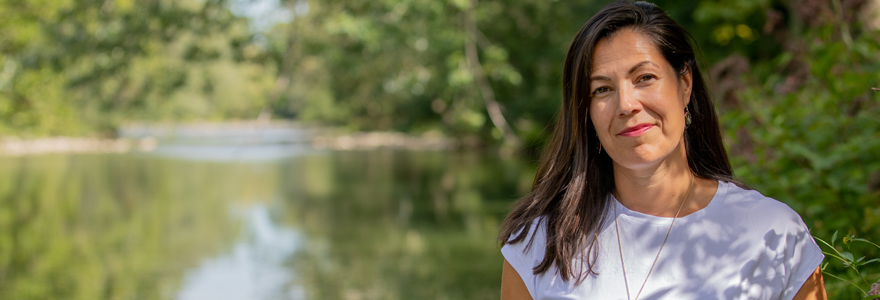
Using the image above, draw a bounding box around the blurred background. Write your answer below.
[0,0,878,299]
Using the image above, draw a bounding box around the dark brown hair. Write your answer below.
[498,0,735,283]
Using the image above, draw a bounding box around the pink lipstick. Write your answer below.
[619,124,653,137]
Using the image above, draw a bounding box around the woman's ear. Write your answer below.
[679,66,693,106]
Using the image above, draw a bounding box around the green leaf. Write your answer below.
[832,231,839,246]
[861,258,879,267]
[841,252,854,264]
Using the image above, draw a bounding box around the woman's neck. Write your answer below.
[611,147,696,217]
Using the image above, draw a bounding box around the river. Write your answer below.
[0,124,536,300]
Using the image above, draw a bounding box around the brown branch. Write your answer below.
[473,27,493,50]
[462,0,520,147]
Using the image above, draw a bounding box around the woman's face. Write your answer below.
[588,29,692,172]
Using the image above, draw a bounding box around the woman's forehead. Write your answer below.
[590,29,667,76]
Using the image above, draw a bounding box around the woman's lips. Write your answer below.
[618,124,653,137]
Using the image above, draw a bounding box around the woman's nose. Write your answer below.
[617,85,641,116]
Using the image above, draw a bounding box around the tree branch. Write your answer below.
[462,0,520,147]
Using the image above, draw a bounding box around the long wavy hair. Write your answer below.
[498,0,736,283]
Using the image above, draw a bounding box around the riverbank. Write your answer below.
[0,122,462,156]
[0,137,158,156]
[311,131,461,151]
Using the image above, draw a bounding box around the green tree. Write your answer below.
[0,0,273,136]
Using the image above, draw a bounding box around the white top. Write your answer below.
[501,181,824,300]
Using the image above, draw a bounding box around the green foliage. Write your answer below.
[706,0,880,297]
[815,231,880,298]
[260,0,606,145]
[0,0,274,136]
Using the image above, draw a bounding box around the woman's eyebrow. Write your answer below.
[589,75,611,82]
[628,61,659,75]
[590,61,660,82]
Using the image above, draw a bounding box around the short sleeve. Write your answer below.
[746,198,825,300]
[780,220,824,300]
[501,218,546,299]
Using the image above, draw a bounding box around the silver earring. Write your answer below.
[684,106,692,129]
[596,134,602,154]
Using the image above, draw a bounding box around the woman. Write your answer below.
[498,1,826,299]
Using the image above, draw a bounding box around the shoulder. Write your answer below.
[718,183,824,299]
[707,182,824,296]
[501,216,549,299]
[720,182,806,230]
[716,182,821,261]
[502,216,548,255]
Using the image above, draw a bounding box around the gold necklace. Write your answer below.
[613,174,694,300]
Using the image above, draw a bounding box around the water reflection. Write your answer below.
[149,143,310,162]
[0,154,253,299]
[0,129,537,299]
[275,151,535,299]
[178,204,305,300]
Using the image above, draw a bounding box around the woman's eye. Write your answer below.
[638,74,657,82]
[592,86,610,95]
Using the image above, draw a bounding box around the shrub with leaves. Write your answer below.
[815,231,880,299]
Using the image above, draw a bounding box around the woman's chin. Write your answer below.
[609,150,683,172]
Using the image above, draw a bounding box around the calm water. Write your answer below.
[0,126,536,300]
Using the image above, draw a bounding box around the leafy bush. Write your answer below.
[815,231,880,299]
